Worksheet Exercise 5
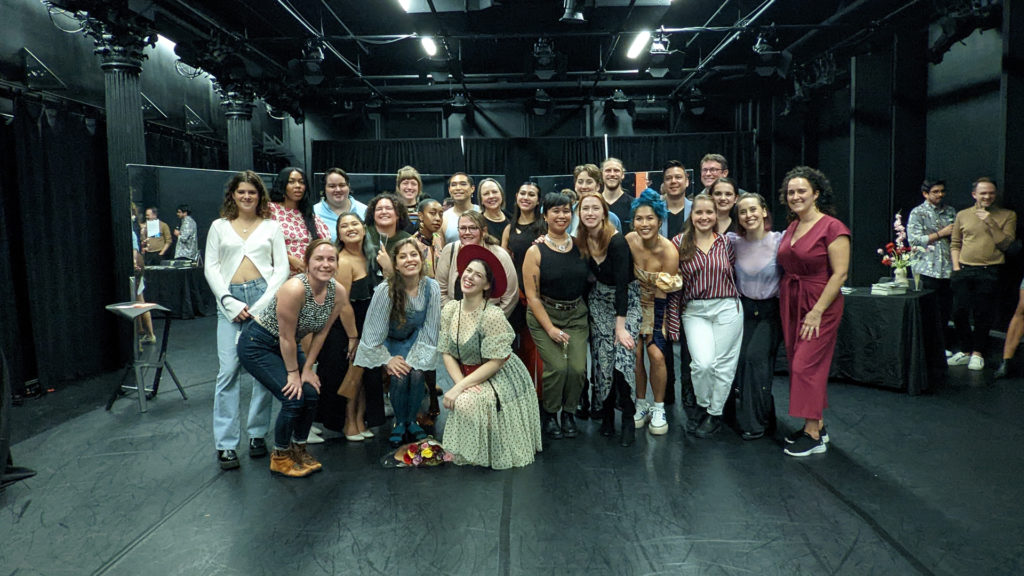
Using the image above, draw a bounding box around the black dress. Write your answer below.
[315,275,380,430]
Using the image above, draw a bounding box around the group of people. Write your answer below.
[907,177,1018,377]
[200,156,854,479]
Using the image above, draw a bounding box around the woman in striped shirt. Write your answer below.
[668,193,743,439]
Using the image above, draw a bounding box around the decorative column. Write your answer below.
[84,13,156,303]
[221,90,255,171]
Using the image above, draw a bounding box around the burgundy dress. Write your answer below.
[777,215,850,420]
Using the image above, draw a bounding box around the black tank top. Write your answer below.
[537,243,588,301]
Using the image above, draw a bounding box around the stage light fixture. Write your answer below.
[646,32,672,78]
[560,0,586,24]
[532,38,559,80]
[685,87,706,116]
[421,36,438,57]
[301,38,325,85]
[530,89,553,116]
[627,31,652,60]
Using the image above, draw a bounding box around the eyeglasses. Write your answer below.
[701,167,723,174]
[458,225,480,233]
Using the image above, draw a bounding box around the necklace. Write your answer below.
[547,235,572,252]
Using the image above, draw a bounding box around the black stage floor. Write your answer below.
[3,316,1023,575]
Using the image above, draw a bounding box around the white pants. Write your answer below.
[682,298,743,416]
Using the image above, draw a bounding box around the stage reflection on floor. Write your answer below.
[3,316,1022,575]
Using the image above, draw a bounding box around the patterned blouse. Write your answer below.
[269,202,330,260]
[255,274,336,339]
[906,200,956,279]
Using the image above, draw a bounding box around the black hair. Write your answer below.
[176,204,191,215]
[270,166,320,239]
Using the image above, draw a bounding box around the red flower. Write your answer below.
[886,242,895,252]
[882,256,892,265]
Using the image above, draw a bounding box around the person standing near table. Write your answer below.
[776,166,850,457]
[141,207,172,266]
[907,179,956,354]
[238,239,357,477]
[173,204,199,261]
[947,177,1017,371]
[205,170,290,470]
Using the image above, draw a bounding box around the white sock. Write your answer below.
[654,402,665,411]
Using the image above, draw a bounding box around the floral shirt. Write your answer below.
[269,202,330,260]
[906,200,955,279]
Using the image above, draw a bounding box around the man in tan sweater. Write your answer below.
[948,177,1017,371]
[141,207,172,266]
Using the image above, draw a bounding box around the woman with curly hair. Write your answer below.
[776,166,850,457]
[268,166,329,275]
[204,170,290,470]
[354,237,441,446]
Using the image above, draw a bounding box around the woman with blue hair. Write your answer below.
[625,189,682,436]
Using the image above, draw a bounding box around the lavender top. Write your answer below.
[726,231,783,300]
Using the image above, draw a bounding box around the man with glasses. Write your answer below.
[907,179,956,356]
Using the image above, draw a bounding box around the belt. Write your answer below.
[540,295,582,311]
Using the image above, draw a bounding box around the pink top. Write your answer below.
[268,202,330,260]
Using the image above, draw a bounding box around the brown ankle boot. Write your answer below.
[270,449,312,478]
[290,443,322,473]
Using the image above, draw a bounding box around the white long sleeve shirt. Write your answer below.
[204,218,289,320]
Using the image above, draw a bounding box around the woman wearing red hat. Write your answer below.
[439,244,543,469]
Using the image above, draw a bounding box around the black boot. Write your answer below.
[561,412,578,438]
[686,406,708,434]
[995,359,1011,379]
[695,414,721,439]
[543,411,563,439]
[598,403,616,437]
[619,412,635,447]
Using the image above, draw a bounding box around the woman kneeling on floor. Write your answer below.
[238,239,357,477]
[440,245,543,469]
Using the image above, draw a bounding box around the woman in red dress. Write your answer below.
[776,167,850,457]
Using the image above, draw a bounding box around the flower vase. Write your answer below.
[893,267,909,287]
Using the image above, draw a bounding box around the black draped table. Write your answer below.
[830,288,946,395]
[143,266,215,319]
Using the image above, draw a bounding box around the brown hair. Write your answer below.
[778,166,836,223]
[458,210,500,246]
[304,238,338,267]
[573,164,603,193]
[396,165,423,201]
[220,170,271,220]
[735,192,772,237]
[364,193,411,231]
[387,237,426,328]
[574,192,616,260]
[677,194,716,263]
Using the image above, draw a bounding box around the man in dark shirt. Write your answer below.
[659,160,694,407]
[602,158,634,231]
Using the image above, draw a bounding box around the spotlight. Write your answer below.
[627,31,652,60]
[684,87,706,116]
[752,34,775,55]
[445,93,472,117]
[604,89,634,116]
[560,0,586,24]
[647,32,672,78]
[530,89,553,116]
[532,38,562,80]
[301,38,325,85]
[421,36,438,57]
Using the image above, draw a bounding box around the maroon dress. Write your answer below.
[777,215,850,420]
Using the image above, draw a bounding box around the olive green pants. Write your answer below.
[527,302,589,414]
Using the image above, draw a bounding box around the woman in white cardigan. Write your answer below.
[205,171,290,471]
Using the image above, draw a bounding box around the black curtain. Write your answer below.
[313,133,755,196]
[146,128,227,169]
[0,118,34,391]
[12,98,120,388]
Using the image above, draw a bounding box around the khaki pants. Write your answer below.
[527,302,588,414]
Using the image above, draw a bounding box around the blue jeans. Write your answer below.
[214,278,273,450]
[237,321,317,450]
[390,371,426,427]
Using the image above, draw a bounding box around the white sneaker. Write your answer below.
[305,429,325,444]
[945,349,953,358]
[648,406,668,435]
[634,400,651,428]
[968,355,985,371]
[947,352,970,366]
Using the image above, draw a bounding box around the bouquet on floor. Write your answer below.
[877,211,926,270]
[392,437,454,467]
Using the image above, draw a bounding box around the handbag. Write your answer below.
[337,362,364,400]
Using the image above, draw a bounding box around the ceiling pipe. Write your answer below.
[171,0,289,73]
[685,0,732,49]
[272,0,384,97]
[668,0,777,99]
[585,0,639,97]
[319,0,371,55]
[784,0,876,55]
